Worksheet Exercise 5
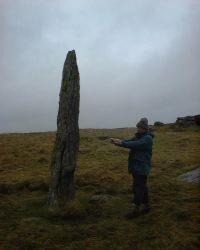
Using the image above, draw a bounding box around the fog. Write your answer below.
[0,0,199,132]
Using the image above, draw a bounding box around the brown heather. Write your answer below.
[0,125,199,250]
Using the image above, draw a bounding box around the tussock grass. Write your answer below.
[0,126,199,249]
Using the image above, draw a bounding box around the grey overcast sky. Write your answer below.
[0,0,199,132]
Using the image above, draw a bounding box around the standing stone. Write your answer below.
[48,50,80,207]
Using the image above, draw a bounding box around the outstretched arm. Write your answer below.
[110,137,135,145]
[120,136,152,150]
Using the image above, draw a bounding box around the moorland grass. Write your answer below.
[0,126,199,249]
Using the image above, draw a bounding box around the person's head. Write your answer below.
[136,117,148,134]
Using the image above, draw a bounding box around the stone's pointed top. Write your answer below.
[68,49,76,55]
[65,50,77,64]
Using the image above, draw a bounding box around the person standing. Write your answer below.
[110,118,154,218]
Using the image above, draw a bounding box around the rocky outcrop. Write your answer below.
[48,50,80,207]
[194,115,200,125]
[154,121,164,126]
[176,115,200,126]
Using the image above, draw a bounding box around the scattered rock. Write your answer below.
[177,168,200,182]
[89,194,117,203]
[176,115,200,126]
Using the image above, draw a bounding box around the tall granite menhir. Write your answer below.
[48,50,80,207]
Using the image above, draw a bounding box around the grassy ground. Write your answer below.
[0,125,199,250]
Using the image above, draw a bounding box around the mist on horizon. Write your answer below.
[0,0,199,133]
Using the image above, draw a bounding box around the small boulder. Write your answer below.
[89,194,115,203]
[177,168,200,182]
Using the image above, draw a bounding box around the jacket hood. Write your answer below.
[135,129,154,138]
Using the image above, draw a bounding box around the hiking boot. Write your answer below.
[140,204,151,214]
[125,204,140,219]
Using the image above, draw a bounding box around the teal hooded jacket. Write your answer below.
[119,131,154,175]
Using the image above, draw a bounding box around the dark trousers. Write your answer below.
[132,173,149,206]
